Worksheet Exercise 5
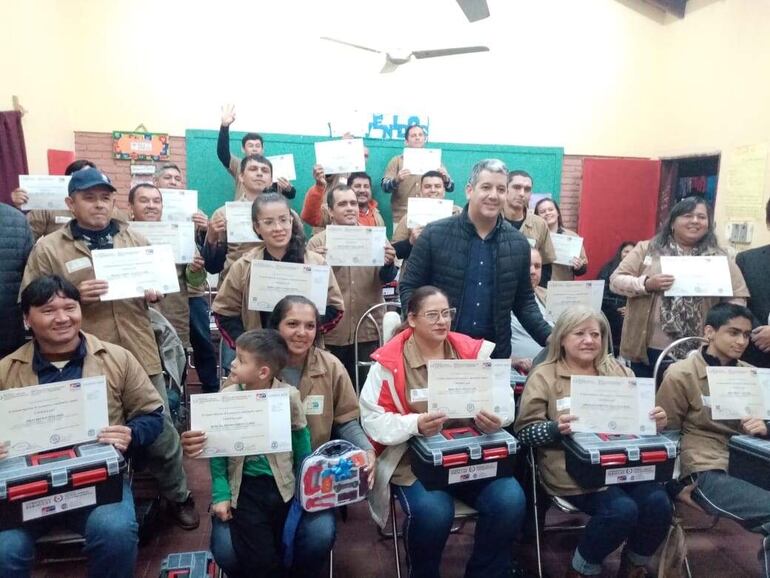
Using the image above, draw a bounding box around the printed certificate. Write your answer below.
[92,245,180,300]
[406,198,454,228]
[402,148,442,175]
[427,359,513,419]
[707,366,767,420]
[190,389,291,458]
[325,225,386,267]
[660,256,733,297]
[267,154,297,182]
[226,202,261,243]
[551,233,584,266]
[19,175,71,211]
[545,280,604,323]
[129,221,195,264]
[0,376,109,458]
[248,260,330,313]
[314,139,366,174]
[159,188,198,222]
[570,376,656,436]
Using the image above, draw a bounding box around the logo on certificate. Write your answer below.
[69,382,81,390]
[234,441,245,451]
[50,434,61,444]
[255,392,267,399]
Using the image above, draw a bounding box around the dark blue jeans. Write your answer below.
[629,348,663,380]
[394,476,526,578]
[0,479,137,578]
[567,482,672,573]
[189,296,219,393]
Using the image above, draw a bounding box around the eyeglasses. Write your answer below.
[256,215,293,228]
[419,308,456,324]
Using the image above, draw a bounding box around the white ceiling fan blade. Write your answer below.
[456,0,490,22]
[320,36,382,54]
[411,46,490,60]
[380,58,401,74]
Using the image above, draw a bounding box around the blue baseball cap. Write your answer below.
[68,167,117,195]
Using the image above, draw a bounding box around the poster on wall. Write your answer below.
[113,130,170,161]
[725,143,768,220]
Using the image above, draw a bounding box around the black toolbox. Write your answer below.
[728,434,770,492]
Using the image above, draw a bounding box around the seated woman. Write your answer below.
[515,305,670,578]
[360,285,527,578]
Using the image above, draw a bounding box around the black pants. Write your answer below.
[327,341,378,392]
[230,475,290,578]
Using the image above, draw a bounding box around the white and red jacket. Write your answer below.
[360,328,514,527]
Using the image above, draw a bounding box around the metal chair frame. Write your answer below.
[353,301,402,396]
[653,336,708,386]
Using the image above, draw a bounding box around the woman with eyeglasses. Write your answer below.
[359,285,526,578]
[534,197,588,282]
[212,193,345,349]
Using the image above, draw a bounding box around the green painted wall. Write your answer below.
[186,129,563,234]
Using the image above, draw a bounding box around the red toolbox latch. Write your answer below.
[72,467,108,487]
[482,447,509,461]
[8,480,49,502]
[599,453,628,467]
[167,571,190,578]
[442,453,469,467]
[641,450,668,464]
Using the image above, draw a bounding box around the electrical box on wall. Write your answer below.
[725,222,754,244]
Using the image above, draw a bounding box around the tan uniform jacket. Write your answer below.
[514,359,633,496]
[656,352,749,478]
[502,207,556,264]
[27,207,129,241]
[155,264,191,348]
[211,245,345,334]
[307,230,384,346]
[550,227,588,281]
[383,155,450,224]
[0,332,163,426]
[228,155,246,200]
[610,240,749,364]
[291,346,360,450]
[21,221,162,376]
[220,379,306,506]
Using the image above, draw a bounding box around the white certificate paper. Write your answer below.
[402,148,442,175]
[159,189,198,222]
[406,198,454,228]
[92,245,180,300]
[551,233,584,266]
[129,221,196,264]
[707,366,767,420]
[190,389,292,458]
[545,280,604,323]
[570,376,656,436]
[267,154,297,182]
[314,139,366,175]
[0,376,109,458]
[19,175,71,211]
[325,225,386,267]
[427,359,513,419]
[249,261,330,313]
[660,255,733,297]
[226,202,261,243]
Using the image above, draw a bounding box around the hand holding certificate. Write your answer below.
[707,366,768,420]
[427,359,513,419]
[660,255,733,297]
[570,376,656,436]
[406,198,454,228]
[19,175,71,211]
[249,260,330,313]
[159,189,198,222]
[226,202,261,243]
[189,389,291,458]
[129,221,195,263]
[91,245,180,300]
[314,139,366,175]
[0,376,109,458]
[551,233,584,266]
[267,154,297,182]
[325,225,387,266]
[402,148,441,175]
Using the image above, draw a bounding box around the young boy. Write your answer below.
[191,329,310,578]
[657,303,770,577]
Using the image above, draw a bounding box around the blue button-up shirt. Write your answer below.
[455,234,495,341]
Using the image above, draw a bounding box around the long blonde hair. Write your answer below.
[543,305,622,375]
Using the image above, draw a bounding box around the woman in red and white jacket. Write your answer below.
[359,285,527,578]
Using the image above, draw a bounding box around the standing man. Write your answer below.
[381,125,454,228]
[302,171,385,230]
[400,159,551,359]
[21,167,199,530]
[0,202,34,358]
[307,184,397,385]
[503,170,555,285]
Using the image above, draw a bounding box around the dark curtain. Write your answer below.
[0,111,28,205]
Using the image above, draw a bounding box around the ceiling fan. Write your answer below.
[456,0,490,22]
[320,36,490,74]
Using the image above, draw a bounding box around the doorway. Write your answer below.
[657,154,721,228]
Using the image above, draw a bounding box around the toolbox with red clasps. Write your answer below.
[0,442,125,530]
[409,426,519,490]
[562,433,678,488]
[159,551,218,578]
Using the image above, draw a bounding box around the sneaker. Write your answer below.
[167,494,200,530]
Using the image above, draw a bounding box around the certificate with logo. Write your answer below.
[314,139,366,175]
[248,260,330,313]
[190,388,291,458]
[129,221,195,264]
[0,376,109,458]
[660,255,733,297]
[707,366,768,420]
[402,148,442,175]
[267,154,297,182]
[19,175,71,211]
[406,198,454,228]
[92,245,180,300]
[159,188,198,222]
[225,202,261,243]
[545,280,604,323]
[427,359,513,419]
[325,225,387,267]
[570,376,656,436]
[551,233,584,266]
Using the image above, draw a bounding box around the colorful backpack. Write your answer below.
[298,440,368,512]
